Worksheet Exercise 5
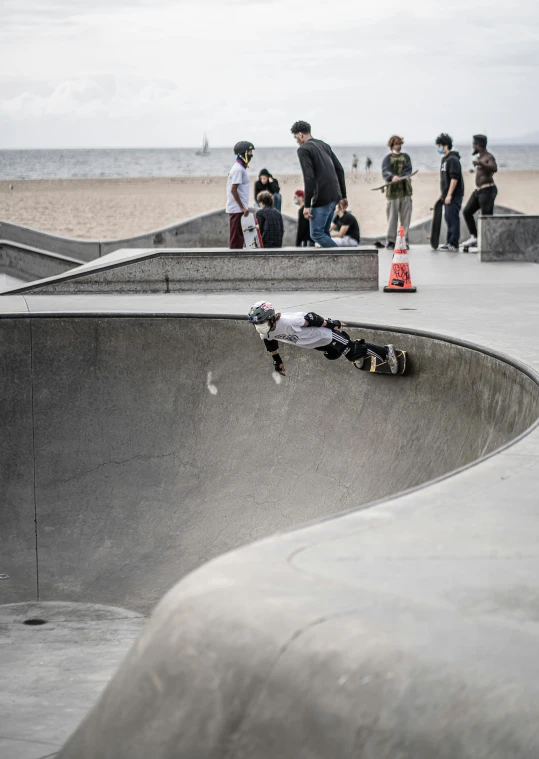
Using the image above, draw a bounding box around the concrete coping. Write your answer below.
[0,239,84,265]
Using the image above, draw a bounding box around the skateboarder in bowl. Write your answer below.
[248,301,399,375]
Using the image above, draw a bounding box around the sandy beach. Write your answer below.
[1,171,538,241]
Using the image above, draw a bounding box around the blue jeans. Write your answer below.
[309,201,338,248]
[273,192,282,213]
[444,196,462,247]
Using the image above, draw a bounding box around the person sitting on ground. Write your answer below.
[330,201,360,246]
[248,300,399,375]
[254,169,282,212]
[462,134,498,251]
[256,191,284,248]
[294,189,314,247]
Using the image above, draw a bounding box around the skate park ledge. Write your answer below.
[480,214,539,262]
[2,246,379,294]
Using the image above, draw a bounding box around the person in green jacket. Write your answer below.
[381,135,413,249]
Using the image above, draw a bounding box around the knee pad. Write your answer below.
[343,339,367,362]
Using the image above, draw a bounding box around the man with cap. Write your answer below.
[462,135,498,251]
[226,140,255,249]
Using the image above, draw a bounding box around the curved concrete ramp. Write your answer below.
[2,315,539,757]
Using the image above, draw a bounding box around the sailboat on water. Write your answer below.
[196,133,210,156]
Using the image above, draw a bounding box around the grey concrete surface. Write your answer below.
[1,248,379,294]
[480,214,539,262]
[0,602,144,758]
[0,221,101,262]
[2,248,539,758]
[0,209,298,263]
[0,240,82,285]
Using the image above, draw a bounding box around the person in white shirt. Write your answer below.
[248,301,398,375]
[226,140,255,249]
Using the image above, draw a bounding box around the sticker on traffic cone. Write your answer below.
[383,226,416,293]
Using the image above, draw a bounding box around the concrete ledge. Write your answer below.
[0,240,83,283]
[480,214,539,262]
[4,247,379,293]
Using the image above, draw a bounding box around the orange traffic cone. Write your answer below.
[383,226,416,293]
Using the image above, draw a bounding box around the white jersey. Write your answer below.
[226,161,250,213]
[261,312,333,350]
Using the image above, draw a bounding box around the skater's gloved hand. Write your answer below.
[325,319,346,332]
[303,207,313,220]
[272,354,286,376]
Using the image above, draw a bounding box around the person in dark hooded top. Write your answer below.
[253,168,282,212]
[435,133,464,251]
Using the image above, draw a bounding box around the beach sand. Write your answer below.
[1,171,538,241]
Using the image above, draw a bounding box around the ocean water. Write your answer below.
[1,145,538,181]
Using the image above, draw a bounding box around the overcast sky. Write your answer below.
[1,0,538,148]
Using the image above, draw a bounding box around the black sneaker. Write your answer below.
[387,241,395,250]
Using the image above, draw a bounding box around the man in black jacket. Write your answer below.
[291,120,347,248]
[436,133,464,251]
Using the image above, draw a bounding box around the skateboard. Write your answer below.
[429,198,444,250]
[462,244,477,253]
[371,170,418,192]
[241,213,264,249]
[354,349,407,375]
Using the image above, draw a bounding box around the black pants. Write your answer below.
[315,331,388,362]
[444,196,462,247]
[463,186,498,237]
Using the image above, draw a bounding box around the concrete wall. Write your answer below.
[386,204,521,247]
[0,209,298,262]
[0,241,82,283]
[480,214,539,262]
[11,248,379,293]
[0,221,100,262]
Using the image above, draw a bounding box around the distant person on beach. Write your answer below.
[330,202,360,246]
[256,191,284,248]
[254,169,282,212]
[291,119,347,248]
[293,189,314,247]
[365,156,372,173]
[462,134,498,250]
[352,154,359,176]
[436,133,464,251]
[382,135,413,249]
[226,140,255,249]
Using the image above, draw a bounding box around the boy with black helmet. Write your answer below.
[226,141,255,249]
[248,300,399,375]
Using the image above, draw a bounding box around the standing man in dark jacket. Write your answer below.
[291,120,347,248]
[436,133,464,251]
[462,134,498,250]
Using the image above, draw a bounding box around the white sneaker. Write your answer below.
[385,344,398,375]
[462,236,477,247]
